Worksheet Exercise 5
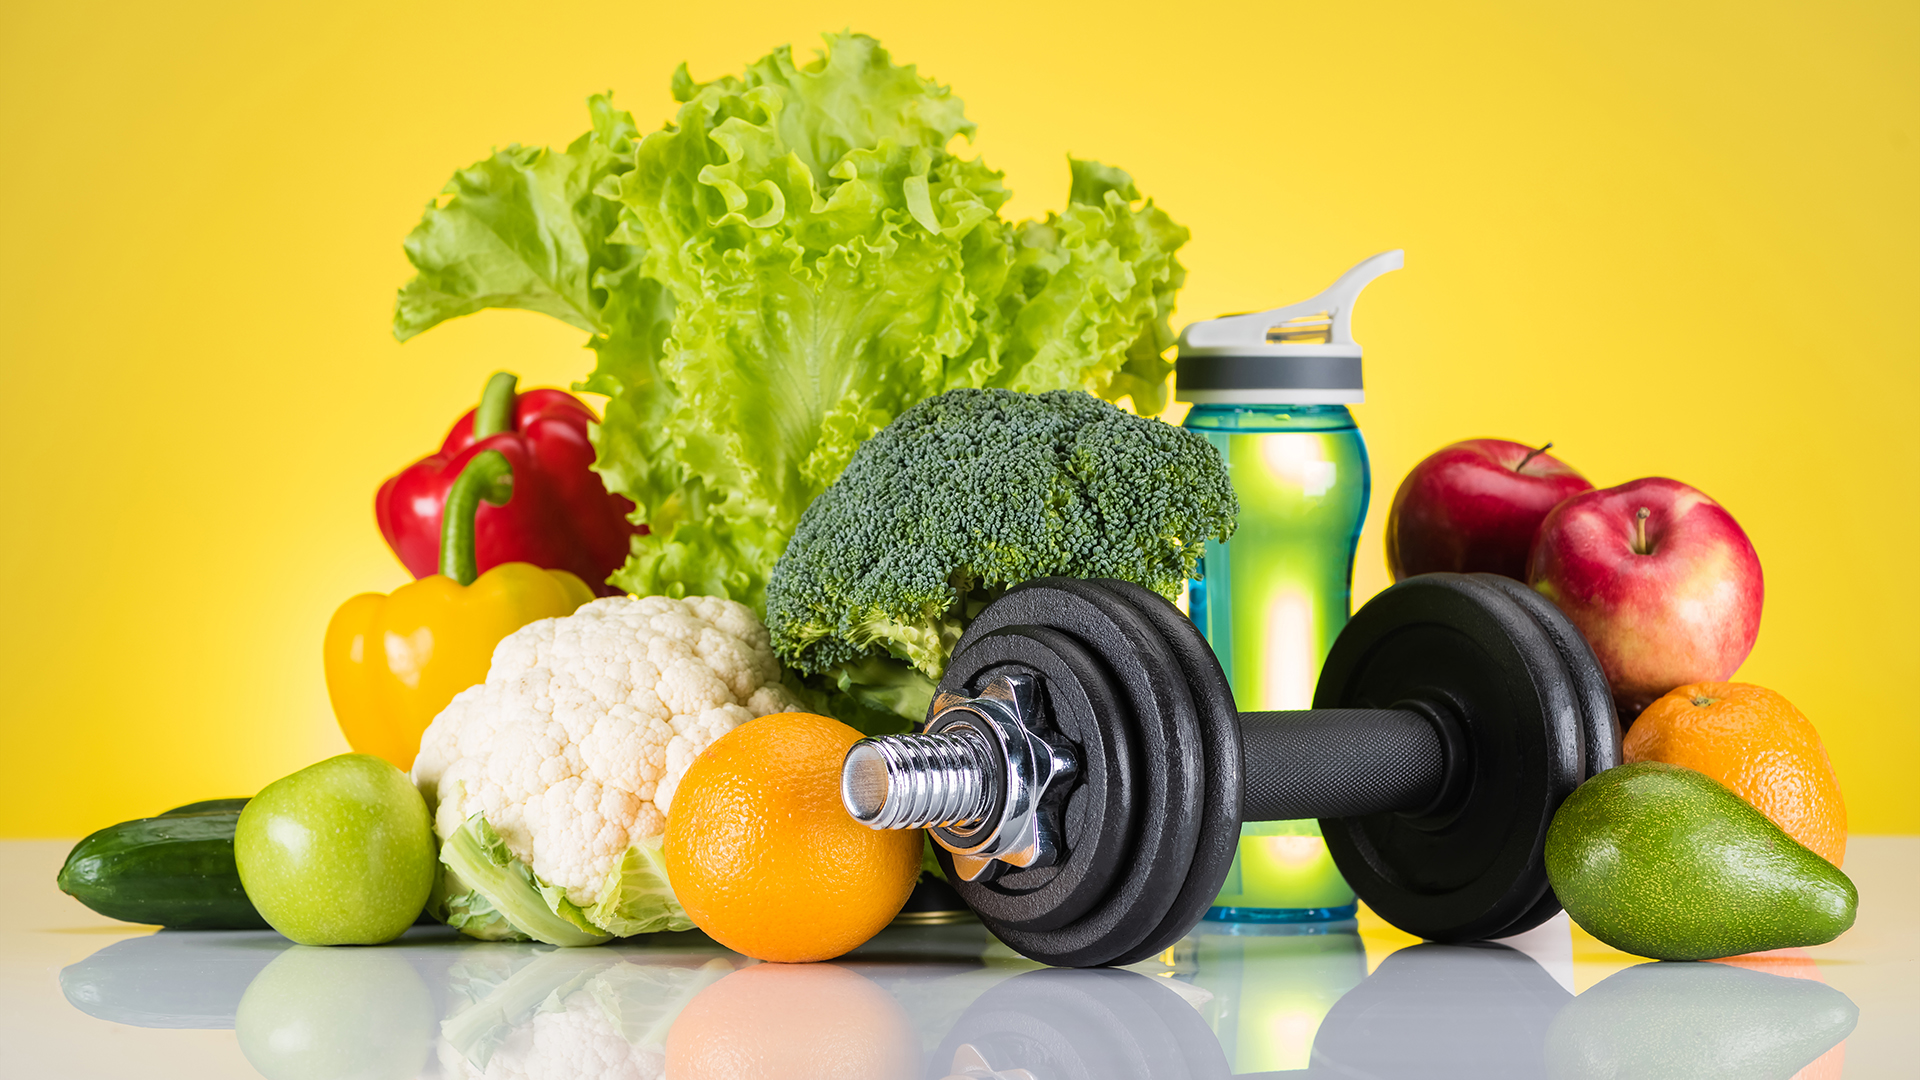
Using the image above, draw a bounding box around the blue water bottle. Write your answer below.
[1177,250,1402,921]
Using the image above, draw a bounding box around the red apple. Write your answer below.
[1386,439,1593,581]
[1527,477,1763,722]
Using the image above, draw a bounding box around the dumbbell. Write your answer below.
[840,573,1621,968]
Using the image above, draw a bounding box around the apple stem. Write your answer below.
[1632,507,1652,555]
[1515,441,1554,473]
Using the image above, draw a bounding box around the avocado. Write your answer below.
[1544,761,1856,961]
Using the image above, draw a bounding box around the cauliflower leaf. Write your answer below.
[588,838,693,937]
[439,879,527,943]
[440,814,612,948]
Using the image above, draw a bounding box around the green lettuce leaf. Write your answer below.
[991,159,1190,414]
[395,96,644,340]
[394,32,1187,610]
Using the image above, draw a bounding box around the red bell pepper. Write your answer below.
[376,372,642,594]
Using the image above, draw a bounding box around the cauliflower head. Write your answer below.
[413,595,797,940]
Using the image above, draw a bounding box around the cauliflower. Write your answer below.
[413,595,797,943]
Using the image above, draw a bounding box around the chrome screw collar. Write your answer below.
[841,672,1079,883]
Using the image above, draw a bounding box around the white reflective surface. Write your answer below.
[5,838,1915,1078]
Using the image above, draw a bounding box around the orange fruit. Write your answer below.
[1624,683,1846,866]
[663,962,917,1080]
[663,712,922,962]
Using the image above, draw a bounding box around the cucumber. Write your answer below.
[160,798,250,817]
[58,810,271,930]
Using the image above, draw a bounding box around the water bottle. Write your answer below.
[1177,250,1402,922]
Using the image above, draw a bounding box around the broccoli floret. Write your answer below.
[766,388,1237,726]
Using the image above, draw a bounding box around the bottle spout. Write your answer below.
[1179,249,1403,352]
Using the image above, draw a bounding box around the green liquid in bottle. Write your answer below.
[1186,403,1370,919]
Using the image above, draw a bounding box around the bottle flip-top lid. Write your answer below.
[1175,249,1402,405]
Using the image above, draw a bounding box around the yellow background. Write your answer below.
[3,1,1914,836]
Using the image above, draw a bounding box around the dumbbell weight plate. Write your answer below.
[1475,573,1621,776]
[1315,573,1584,942]
[1473,574,1622,939]
[933,626,1138,933]
[1088,578,1243,968]
[941,580,1209,966]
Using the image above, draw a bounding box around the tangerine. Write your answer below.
[663,712,922,962]
[1624,683,1846,866]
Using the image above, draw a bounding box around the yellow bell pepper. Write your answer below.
[324,450,594,771]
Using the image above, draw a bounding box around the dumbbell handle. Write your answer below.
[1239,708,1447,822]
[843,693,1454,858]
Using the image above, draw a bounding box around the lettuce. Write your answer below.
[395,32,1187,610]
[394,96,642,341]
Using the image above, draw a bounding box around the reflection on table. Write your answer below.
[59,916,1855,1079]
[1169,918,1367,1072]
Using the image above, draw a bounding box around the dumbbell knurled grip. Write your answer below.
[1238,709,1446,822]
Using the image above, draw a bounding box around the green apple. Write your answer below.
[235,753,435,945]
[236,945,434,1080]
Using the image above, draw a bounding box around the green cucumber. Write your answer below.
[160,798,250,817]
[58,810,271,930]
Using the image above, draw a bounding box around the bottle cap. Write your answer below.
[1175,250,1402,405]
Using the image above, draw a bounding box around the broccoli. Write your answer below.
[766,388,1237,728]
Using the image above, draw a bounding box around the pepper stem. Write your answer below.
[472,372,519,440]
[440,450,514,585]
[1632,507,1652,555]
